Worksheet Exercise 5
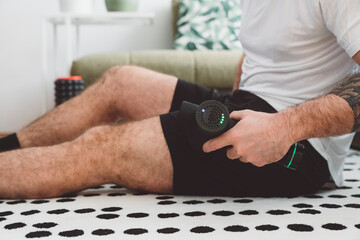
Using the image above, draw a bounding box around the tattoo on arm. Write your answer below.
[330,72,360,132]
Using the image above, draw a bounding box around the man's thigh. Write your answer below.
[169,79,226,112]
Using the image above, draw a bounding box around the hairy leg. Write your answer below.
[17,66,177,148]
[0,117,173,199]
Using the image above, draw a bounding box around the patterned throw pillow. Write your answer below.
[174,0,242,51]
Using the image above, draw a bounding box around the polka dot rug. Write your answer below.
[1,150,360,240]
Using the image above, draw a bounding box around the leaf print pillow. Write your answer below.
[174,0,242,51]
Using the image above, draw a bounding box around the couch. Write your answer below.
[70,0,242,90]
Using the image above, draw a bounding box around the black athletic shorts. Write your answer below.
[160,79,331,197]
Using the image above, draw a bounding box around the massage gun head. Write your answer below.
[195,100,230,135]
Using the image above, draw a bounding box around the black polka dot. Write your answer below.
[108,192,126,197]
[158,213,179,219]
[74,208,96,214]
[288,224,314,232]
[26,231,52,238]
[0,211,13,217]
[127,213,149,218]
[5,222,26,230]
[0,201,3,204]
[303,195,323,199]
[184,211,206,217]
[31,200,49,204]
[345,162,356,165]
[60,191,78,198]
[0,217,6,222]
[213,211,235,216]
[62,193,78,198]
[224,225,249,232]
[133,191,149,196]
[267,210,291,215]
[190,226,215,233]
[6,200,26,205]
[124,228,148,235]
[322,223,347,231]
[352,194,360,198]
[110,185,123,189]
[33,222,57,229]
[298,209,321,215]
[47,209,69,215]
[158,200,176,205]
[328,194,347,198]
[157,227,180,234]
[293,203,313,208]
[255,224,279,231]
[343,168,352,171]
[320,204,342,209]
[233,199,253,203]
[339,186,352,189]
[21,210,40,216]
[102,207,122,212]
[207,199,226,204]
[345,179,359,182]
[156,196,174,200]
[56,198,75,203]
[183,200,204,205]
[59,229,84,237]
[89,185,105,189]
[83,193,101,197]
[96,214,119,220]
[345,204,360,208]
[239,210,259,215]
[355,224,360,229]
[92,229,115,236]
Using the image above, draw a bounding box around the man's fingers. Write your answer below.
[203,131,233,153]
[230,110,251,120]
[226,147,239,160]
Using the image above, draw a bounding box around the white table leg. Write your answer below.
[54,24,58,78]
[41,19,48,114]
[76,23,80,60]
[65,16,72,75]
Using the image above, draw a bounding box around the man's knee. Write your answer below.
[100,65,142,87]
[76,125,116,146]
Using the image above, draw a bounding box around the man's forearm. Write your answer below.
[280,73,360,143]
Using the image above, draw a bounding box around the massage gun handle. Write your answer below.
[227,119,304,170]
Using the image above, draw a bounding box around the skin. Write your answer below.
[203,51,360,167]
[17,66,177,147]
[0,118,173,199]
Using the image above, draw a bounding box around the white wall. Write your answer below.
[0,0,173,132]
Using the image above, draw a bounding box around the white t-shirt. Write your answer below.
[239,0,360,187]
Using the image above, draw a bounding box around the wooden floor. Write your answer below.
[0,133,9,138]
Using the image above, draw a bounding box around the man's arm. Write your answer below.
[233,53,246,91]
[203,51,360,167]
[288,51,360,142]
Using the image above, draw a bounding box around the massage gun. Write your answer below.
[178,100,304,170]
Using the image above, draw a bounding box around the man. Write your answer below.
[0,0,360,199]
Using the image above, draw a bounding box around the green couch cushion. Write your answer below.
[174,0,242,50]
[71,50,241,89]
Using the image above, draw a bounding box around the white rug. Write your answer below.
[1,151,360,240]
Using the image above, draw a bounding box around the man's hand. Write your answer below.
[202,110,294,167]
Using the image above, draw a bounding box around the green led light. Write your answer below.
[287,142,297,168]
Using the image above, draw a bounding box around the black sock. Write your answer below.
[0,133,21,153]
